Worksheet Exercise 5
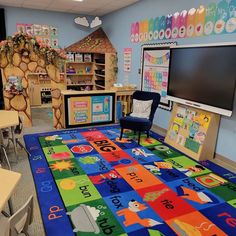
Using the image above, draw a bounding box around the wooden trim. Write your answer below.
[200,112,220,160]
[151,124,167,137]
[213,153,236,173]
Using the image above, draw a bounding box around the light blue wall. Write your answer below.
[2,2,236,161]
[102,0,236,161]
[3,6,93,48]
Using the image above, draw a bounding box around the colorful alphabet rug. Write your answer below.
[24,125,236,236]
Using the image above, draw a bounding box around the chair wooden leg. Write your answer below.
[120,128,124,140]
[138,131,141,144]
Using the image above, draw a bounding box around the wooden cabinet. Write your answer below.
[28,76,41,106]
[116,89,135,115]
[28,73,54,107]
[29,84,41,106]
[94,53,105,90]
[65,61,94,91]
[65,53,117,91]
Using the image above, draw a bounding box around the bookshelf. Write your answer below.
[65,52,117,91]
[165,103,220,161]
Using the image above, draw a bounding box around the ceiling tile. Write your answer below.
[0,0,23,6]
[22,0,52,3]
[0,0,140,16]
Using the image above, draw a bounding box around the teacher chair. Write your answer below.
[119,90,161,144]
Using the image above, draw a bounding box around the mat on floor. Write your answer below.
[24,125,236,236]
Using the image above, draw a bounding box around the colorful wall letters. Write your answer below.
[130,1,236,43]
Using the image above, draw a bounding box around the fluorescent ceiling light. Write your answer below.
[73,0,84,2]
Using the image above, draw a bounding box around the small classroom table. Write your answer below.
[0,168,21,214]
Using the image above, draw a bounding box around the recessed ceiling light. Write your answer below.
[73,0,84,2]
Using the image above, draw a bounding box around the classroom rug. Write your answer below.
[24,125,236,236]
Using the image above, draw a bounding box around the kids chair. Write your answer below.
[0,195,34,236]
[119,90,161,144]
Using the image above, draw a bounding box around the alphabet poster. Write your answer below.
[123,48,132,72]
[130,0,236,43]
[141,42,176,111]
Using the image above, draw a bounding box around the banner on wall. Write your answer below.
[123,48,132,72]
[16,23,59,48]
[130,0,236,43]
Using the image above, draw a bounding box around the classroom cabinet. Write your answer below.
[65,53,117,91]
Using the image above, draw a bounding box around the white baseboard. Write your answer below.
[151,124,167,137]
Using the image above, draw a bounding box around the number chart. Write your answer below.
[141,43,176,110]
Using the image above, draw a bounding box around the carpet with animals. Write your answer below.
[24,125,236,236]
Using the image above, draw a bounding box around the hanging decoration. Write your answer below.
[123,48,132,72]
[74,16,102,28]
[130,0,236,43]
[90,17,102,28]
[16,23,59,48]
[140,42,177,111]
[74,17,89,27]
[0,32,66,66]
[144,51,170,65]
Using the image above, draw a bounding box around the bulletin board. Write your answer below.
[65,93,115,128]
[141,42,176,110]
[68,96,92,125]
[165,103,220,161]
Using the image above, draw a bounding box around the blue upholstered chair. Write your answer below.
[119,90,161,144]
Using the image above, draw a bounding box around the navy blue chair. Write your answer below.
[119,90,161,144]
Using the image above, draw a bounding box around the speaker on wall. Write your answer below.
[0,8,6,108]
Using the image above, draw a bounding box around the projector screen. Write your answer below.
[167,44,236,116]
